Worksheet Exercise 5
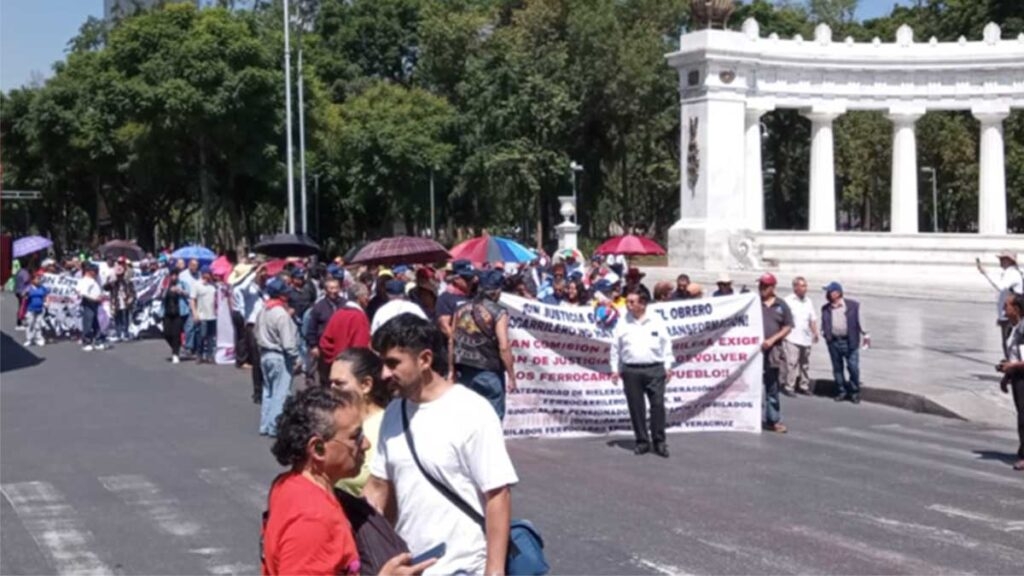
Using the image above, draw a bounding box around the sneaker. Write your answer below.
[94,343,108,351]
[14,325,26,331]
[108,336,120,343]
[171,355,180,364]
[23,340,32,347]
[82,345,94,352]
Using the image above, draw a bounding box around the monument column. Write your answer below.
[887,108,924,234]
[744,103,773,231]
[973,106,1010,235]
[803,108,843,233]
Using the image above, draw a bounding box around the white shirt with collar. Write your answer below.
[610,311,672,372]
[784,293,817,347]
[997,267,1024,321]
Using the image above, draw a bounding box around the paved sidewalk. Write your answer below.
[646,268,1017,428]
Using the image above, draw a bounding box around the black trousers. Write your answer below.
[231,311,249,366]
[163,316,184,356]
[247,324,263,401]
[1012,379,1024,459]
[622,364,667,446]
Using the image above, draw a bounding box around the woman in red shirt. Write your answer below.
[262,387,434,575]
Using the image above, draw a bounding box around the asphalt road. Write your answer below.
[2,310,1022,575]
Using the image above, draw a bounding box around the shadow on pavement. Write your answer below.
[0,331,45,373]
[972,450,1020,466]
[606,439,640,452]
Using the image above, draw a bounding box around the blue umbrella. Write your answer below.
[170,245,216,262]
[450,235,536,264]
[12,236,52,258]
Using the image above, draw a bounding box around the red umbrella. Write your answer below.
[593,235,666,256]
[348,236,451,267]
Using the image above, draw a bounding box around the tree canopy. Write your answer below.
[2,0,1021,253]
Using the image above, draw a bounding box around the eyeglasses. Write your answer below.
[322,428,365,449]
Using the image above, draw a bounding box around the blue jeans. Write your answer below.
[183,315,197,354]
[196,319,216,361]
[457,365,506,420]
[828,339,861,397]
[81,302,98,345]
[114,309,130,340]
[763,365,781,426]
[260,351,293,436]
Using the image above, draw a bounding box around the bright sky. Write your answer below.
[0,0,913,92]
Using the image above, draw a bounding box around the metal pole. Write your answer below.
[314,174,320,240]
[283,0,295,234]
[298,46,308,235]
[931,171,938,233]
[430,168,436,239]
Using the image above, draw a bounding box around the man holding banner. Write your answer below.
[610,287,673,458]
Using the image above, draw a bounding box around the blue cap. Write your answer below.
[569,270,583,281]
[823,281,843,294]
[479,270,504,291]
[393,265,410,275]
[385,279,407,296]
[326,264,340,276]
[265,277,291,298]
[452,259,475,278]
[592,279,613,294]
[290,267,305,278]
[200,264,212,275]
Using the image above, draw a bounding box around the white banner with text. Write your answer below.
[502,293,764,437]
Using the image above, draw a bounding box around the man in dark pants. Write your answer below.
[820,281,867,403]
[610,288,672,457]
[759,273,793,433]
[995,293,1024,471]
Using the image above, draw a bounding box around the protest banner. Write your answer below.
[39,269,168,339]
[502,293,764,437]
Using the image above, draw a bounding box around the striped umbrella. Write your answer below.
[12,236,52,258]
[449,235,535,264]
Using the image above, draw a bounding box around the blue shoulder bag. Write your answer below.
[401,399,549,575]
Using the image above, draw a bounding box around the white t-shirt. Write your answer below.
[370,385,519,575]
[784,294,817,347]
[76,276,103,302]
[370,299,428,335]
[190,281,217,321]
[997,267,1024,321]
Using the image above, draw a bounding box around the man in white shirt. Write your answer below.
[978,251,1024,356]
[782,276,818,396]
[364,314,517,575]
[190,265,218,363]
[370,279,428,335]
[76,264,106,351]
[610,287,673,458]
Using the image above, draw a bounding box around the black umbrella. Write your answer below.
[100,240,145,261]
[254,233,321,258]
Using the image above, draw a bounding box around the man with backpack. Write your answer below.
[977,251,1024,356]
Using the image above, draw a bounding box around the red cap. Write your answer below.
[758,273,777,286]
[34,269,46,278]
[416,267,436,281]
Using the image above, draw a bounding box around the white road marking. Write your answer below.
[872,424,1018,451]
[630,555,694,576]
[927,505,1024,533]
[99,474,256,575]
[789,525,964,575]
[197,467,268,511]
[98,474,201,537]
[840,510,1024,564]
[786,433,1021,487]
[827,427,1008,468]
[1,481,112,575]
[693,536,807,574]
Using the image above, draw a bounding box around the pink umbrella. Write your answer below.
[210,255,233,278]
[592,235,666,256]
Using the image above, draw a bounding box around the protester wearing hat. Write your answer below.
[820,281,867,404]
[436,259,476,339]
[610,286,672,457]
[189,265,219,364]
[713,272,735,297]
[76,263,106,351]
[624,267,651,301]
[255,278,300,436]
[364,268,394,323]
[977,251,1024,355]
[370,279,428,336]
[410,266,439,319]
[450,269,517,420]
[993,293,1024,471]
[287,267,317,324]
[306,276,348,385]
[759,273,793,433]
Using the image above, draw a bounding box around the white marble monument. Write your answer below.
[665,18,1024,278]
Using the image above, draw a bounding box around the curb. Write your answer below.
[809,378,966,421]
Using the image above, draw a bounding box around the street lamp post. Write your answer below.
[429,168,436,239]
[569,161,583,225]
[922,166,938,232]
[282,0,295,234]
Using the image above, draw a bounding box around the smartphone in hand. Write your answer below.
[410,542,446,566]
